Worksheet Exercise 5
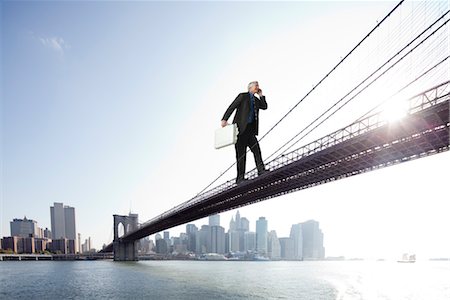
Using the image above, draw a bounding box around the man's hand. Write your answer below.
[221,120,228,127]
[257,89,263,97]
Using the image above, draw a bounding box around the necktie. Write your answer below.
[248,94,255,123]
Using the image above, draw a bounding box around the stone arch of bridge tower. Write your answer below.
[113,214,138,241]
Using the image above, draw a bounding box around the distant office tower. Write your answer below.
[155,239,169,254]
[64,206,76,241]
[256,217,268,255]
[50,203,66,239]
[50,203,76,237]
[229,216,236,231]
[10,217,39,238]
[301,220,325,260]
[210,226,225,254]
[268,230,281,259]
[198,225,211,254]
[244,231,256,252]
[50,202,77,252]
[290,223,303,260]
[240,217,249,232]
[229,230,240,252]
[186,224,198,253]
[163,231,170,240]
[235,211,241,229]
[279,237,295,259]
[81,237,92,253]
[77,233,81,254]
[209,214,220,226]
[225,232,229,253]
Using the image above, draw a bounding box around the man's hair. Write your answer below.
[247,81,259,91]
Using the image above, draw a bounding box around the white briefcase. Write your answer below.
[215,124,239,149]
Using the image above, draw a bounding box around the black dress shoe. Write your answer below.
[236,177,247,185]
[258,168,268,176]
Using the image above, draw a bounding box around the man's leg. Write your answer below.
[235,134,247,183]
[248,134,265,174]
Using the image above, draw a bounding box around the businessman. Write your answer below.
[221,81,268,184]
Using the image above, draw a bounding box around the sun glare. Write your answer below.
[381,99,409,122]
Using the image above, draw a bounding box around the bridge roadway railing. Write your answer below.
[137,81,449,230]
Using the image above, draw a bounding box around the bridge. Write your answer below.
[103,81,449,260]
[101,1,449,260]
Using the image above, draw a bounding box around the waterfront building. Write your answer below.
[35,238,49,253]
[2,236,20,253]
[155,238,169,254]
[10,217,39,238]
[256,217,268,255]
[186,224,198,253]
[279,237,295,259]
[228,230,240,253]
[301,220,325,260]
[50,238,68,254]
[21,237,35,254]
[268,230,281,259]
[198,225,211,254]
[290,224,303,260]
[50,202,77,252]
[244,231,256,252]
[210,225,225,254]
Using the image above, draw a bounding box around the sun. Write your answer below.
[380,99,409,122]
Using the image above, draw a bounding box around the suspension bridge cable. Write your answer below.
[264,10,449,161]
[193,0,406,197]
[274,16,449,158]
[354,55,449,123]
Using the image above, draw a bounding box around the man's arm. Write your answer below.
[257,95,268,110]
[221,93,243,126]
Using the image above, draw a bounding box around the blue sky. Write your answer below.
[2,1,449,258]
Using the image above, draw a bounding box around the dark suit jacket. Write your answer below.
[222,92,268,136]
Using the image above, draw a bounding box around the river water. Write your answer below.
[1,260,449,299]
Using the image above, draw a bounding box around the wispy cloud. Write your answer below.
[29,31,70,56]
[39,36,70,55]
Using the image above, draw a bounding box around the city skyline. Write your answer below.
[2,1,449,260]
[149,211,325,261]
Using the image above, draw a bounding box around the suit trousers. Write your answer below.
[235,122,265,180]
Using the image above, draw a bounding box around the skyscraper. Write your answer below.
[186,224,198,253]
[50,202,78,252]
[209,214,220,227]
[268,230,281,259]
[50,203,66,239]
[229,230,240,252]
[279,237,295,259]
[210,225,225,254]
[301,220,325,260]
[244,231,256,252]
[198,225,211,254]
[163,231,170,240]
[256,217,268,255]
[290,223,303,260]
[64,206,76,241]
[240,217,249,232]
